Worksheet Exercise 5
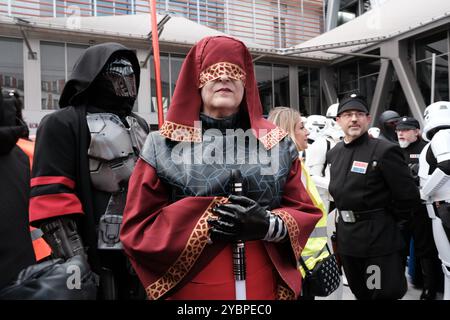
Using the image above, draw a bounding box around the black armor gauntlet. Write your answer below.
[40,217,86,260]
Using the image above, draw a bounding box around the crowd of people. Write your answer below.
[0,36,449,300]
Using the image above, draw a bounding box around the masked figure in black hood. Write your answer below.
[0,88,36,291]
[29,43,149,299]
[378,110,400,143]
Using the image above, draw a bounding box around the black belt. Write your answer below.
[338,208,386,223]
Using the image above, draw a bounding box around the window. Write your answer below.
[67,44,87,74]
[273,64,289,107]
[0,37,24,100]
[255,62,290,116]
[170,55,184,95]
[415,31,450,104]
[336,53,381,107]
[66,1,94,16]
[150,54,171,114]
[255,63,273,115]
[338,62,358,96]
[298,67,320,116]
[41,42,65,110]
[97,1,114,15]
[40,42,88,110]
[416,31,448,61]
[385,73,409,117]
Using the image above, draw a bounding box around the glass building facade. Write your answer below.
[40,41,88,110]
[415,30,449,105]
[0,37,24,98]
[2,0,324,48]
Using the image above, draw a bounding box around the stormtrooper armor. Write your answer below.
[87,113,147,250]
[326,103,339,119]
[368,127,380,139]
[324,103,344,142]
[418,101,450,300]
[305,105,343,213]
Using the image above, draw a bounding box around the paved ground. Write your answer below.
[319,271,444,300]
[340,276,422,300]
[322,213,445,300]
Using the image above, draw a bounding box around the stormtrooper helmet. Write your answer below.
[422,101,450,141]
[305,115,328,142]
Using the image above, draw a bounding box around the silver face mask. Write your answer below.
[102,58,137,98]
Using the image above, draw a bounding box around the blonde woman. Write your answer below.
[267,107,309,155]
[268,107,337,299]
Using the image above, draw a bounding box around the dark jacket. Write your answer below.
[327,132,420,257]
[400,138,427,186]
[0,97,35,289]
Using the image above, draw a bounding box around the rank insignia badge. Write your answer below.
[351,161,368,174]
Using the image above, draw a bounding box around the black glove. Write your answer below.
[40,217,86,260]
[208,195,270,242]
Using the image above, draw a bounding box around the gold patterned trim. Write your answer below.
[276,284,296,300]
[146,197,228,300]
[199,62,246,88]
[258,127,288,150]
[159,120,202,143]
[272,210,302,261]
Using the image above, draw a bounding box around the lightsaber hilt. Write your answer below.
[233,241,246,281]
[230,170,247,299]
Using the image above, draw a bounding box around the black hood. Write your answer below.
[0,92,27,155]
[59,42,140,108]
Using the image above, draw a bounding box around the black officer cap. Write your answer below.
[396,116,420,130]
[337,94,369,116]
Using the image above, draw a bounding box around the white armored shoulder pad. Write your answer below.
[430,129,450,163]
[418,144,430,182]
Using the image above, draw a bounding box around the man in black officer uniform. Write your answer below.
[326,95,420,299]
[396,117,442,299]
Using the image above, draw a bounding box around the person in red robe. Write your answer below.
[120,36,322,300]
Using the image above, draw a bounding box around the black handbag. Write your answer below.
[0,255,98,300]
[299,244,341,297]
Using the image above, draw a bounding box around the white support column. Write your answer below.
[431,53,436,104]
[136,48,156,126]
[23,38,45,135]
[289,65,299,111]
